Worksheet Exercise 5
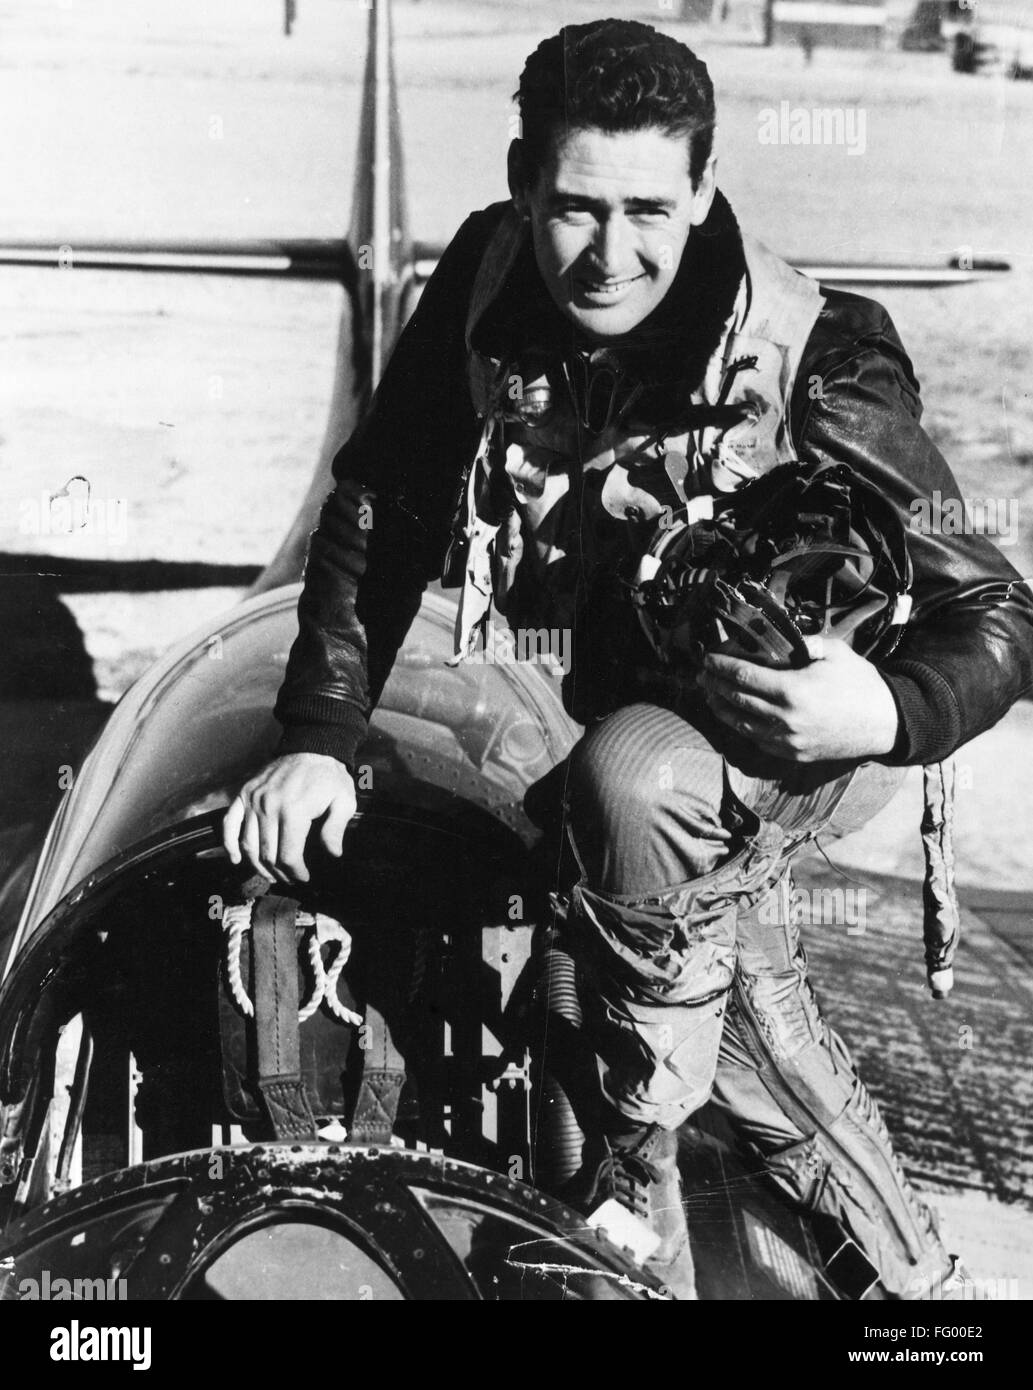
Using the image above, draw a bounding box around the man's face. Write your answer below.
[511,125,716,340]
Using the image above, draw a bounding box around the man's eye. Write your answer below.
[631,210,669,224]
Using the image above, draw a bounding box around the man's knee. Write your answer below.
[569,708,685,827]
[566,704,731,891]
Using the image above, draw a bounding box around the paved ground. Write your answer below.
[791,853,1033,1289]
[797,862,1033,1204]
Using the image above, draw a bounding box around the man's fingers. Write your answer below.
[702,676,776,719]
[277,809,311,884]
[707,690,753,733]
[224,757,355,880]
[222,794,245,864]
[707,690,790,751]
[320,794,355,858]
[257,812,288,884]
[703,653,790,703]
[239,808,272,881]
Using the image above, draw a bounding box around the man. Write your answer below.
[223,20,1033,1299]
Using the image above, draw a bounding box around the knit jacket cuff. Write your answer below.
[878,660,963,767]
[274,699,368,774]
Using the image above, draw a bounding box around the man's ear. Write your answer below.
[507,140,530,215]
[689,153,718,227]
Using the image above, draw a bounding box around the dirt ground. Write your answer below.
[1,0,1031,1291]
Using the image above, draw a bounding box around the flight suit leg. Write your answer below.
[711,868,954,1298]
[559,700,953,1298]
[563,703,788,1130]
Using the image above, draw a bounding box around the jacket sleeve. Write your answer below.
[794,308,1033,766]
[272,209,495,770]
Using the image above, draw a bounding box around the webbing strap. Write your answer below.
[251,895,317,1140]
[349,1003,406,1145]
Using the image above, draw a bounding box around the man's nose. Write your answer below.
[592,215,632,273]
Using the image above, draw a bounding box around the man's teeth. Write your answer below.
[585,276,639,294]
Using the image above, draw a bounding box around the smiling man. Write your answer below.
[224,20,1033,1299]
[521,125,709,333]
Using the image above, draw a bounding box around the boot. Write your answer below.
[572,1122,697,1300]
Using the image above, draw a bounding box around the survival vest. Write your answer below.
[447,206,825,666]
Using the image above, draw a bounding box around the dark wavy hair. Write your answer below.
[515,20,716,188]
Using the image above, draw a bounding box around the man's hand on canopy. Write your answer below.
[222,753,357,884]
[700,636,902,762]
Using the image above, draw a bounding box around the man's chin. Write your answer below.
[562,297,656,340]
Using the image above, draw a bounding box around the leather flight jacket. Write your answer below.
[274,195,1033,775]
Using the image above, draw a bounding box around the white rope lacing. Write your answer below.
[221,903,363,1027]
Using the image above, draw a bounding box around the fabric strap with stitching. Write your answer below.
[251,894,318,1140]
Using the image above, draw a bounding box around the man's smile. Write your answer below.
[575,271,648,301]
